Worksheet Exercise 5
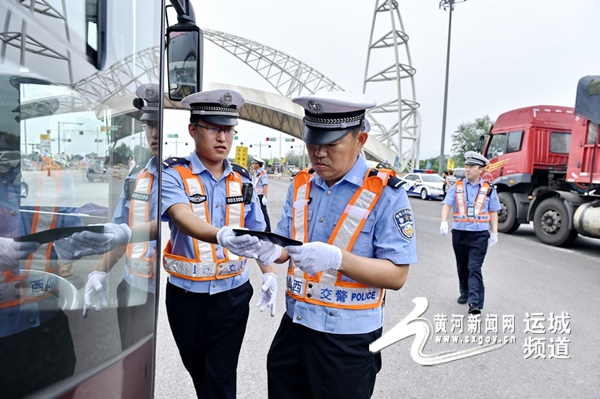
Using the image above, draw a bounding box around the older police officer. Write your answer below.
[251,92,417,398]
[161,89,277,399]
[440,151,500,315]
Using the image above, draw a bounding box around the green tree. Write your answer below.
[418,155,450,174]
[450,115,494,167]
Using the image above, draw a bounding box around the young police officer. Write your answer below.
[440,151,500,315]
[161,89,277,398]
[75,83,161,350]
[251,157,271,231]
[249,92,418,398]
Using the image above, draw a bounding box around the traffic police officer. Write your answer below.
[440,151,500,314]
[251,156,271,231]
[161,89,277,398]
[251,91,418,398]
[74,83,161,350]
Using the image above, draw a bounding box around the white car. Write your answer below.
[401,172,445,200]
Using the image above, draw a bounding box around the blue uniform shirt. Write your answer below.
[253,167,268,194]
[112,157,159,294]
[162,151,266,294]
[274,155,417,334]
[443,178,501,231]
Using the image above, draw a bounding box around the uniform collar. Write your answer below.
[144,157,158,175]
[189,151,233,177]
[465,178,483,187]
[310,154,366,188]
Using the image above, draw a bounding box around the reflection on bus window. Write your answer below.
[0,1,161,397]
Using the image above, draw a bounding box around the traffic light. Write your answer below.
[266,137,269,141]
[249,144,253,148]
[268,145,271,148]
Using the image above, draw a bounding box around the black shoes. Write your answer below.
[468,303,481,315]
[457,295,467,304]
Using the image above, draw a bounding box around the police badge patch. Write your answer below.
[394,208,414,240]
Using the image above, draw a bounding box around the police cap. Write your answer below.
[464,151,489,167]
[133,83,160,121]
[181,89,245,126]
[292,91,376,145]
[252,157,265,166]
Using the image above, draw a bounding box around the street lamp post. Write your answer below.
[57,121,83,155]
[438,0,465,174]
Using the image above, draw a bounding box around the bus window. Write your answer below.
[0,1,163,397]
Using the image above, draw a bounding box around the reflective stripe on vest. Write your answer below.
[126,169,155,278]
[0,173,61,308]
[254,170,265,195]
[287,167,391,310]
[452,180,491,223]
[163,165,247,281]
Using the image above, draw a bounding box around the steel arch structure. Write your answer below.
[363,0,421,172]
[8,2,420,168]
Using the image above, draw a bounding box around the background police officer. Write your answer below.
[251,157,271,232]
[440,151,501,315]
[161,89,277,398]
[251,91,417,398]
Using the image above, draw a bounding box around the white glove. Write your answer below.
[489,233,498,248]
[53,237,96,263]
[254,240,282,266]
[285,242,342,274]
[261,197,267,206]
[82,271,108,318]
[69,223,132,254]
[440,221,449,236]
[256,272,277,317]
[0,238,40,271]
[216,226,261,258]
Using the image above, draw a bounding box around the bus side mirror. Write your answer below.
[476,134,485,153]
[166,24,203,101]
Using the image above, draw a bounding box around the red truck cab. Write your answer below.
[480,76,600,246]
[482,106,574,233]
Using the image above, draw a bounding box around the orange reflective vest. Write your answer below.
[254,169,266,195]
[163,166,247,281]
[452,180,491,223]
[126,169,156,278]
[287,167,395,310]
[1,173,63,308]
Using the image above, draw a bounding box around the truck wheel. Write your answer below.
[420,188,428,200]
[533,197,578,246]
[498,192,520,234]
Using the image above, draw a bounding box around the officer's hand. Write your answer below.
[54,237,96,263]
[261,197,268,206]
[82,271,108,318]
[285,242,342,274]
[0,238,40,271]
[489,233,498,248]
[216,226,261,258]
[254,240,282,266]
[256,272,277,317]
[439,221,449,236]
[70,223,132,254]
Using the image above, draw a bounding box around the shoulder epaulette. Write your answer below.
[162,157,190,168]
[231,163,251,180]
[367,168,404,189]
[128,163,144,177]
